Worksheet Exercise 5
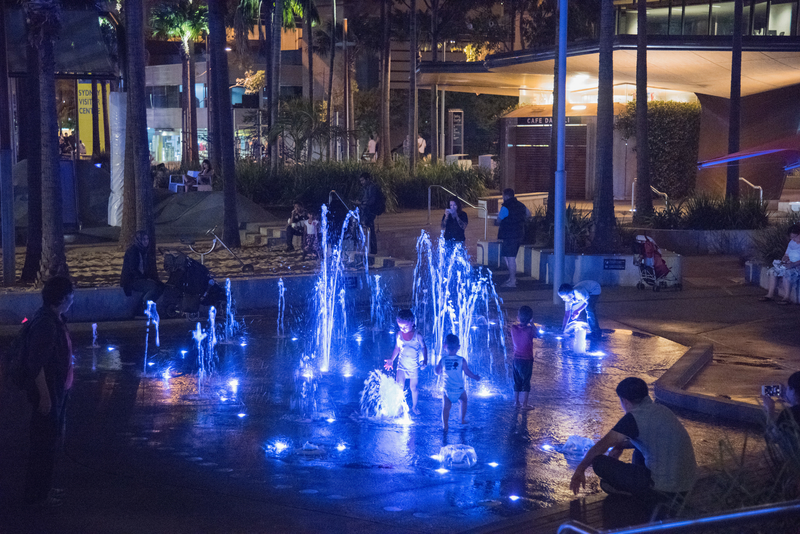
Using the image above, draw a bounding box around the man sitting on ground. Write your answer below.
[570,377,696,501]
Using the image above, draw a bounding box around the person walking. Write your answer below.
[494,188,529,288]
[23,276,76,507]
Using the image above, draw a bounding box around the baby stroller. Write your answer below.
[633,235,682,292]
[161,251,226,318]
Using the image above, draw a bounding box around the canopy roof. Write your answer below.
[698,135,800,171]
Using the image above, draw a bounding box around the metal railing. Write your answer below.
[630,182,670,211]
[557,499,800,534]
[427,185,490,240]
[739,177,764,203]
[328,190,351,212]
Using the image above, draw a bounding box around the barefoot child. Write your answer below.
[435,334,481,431]
[510,305,538,408]
[384,309,428,414]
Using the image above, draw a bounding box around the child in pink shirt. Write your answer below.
[509,305,538,408]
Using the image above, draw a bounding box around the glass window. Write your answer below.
[753,1,768,34]
[647,5,672,34]
[683,2,710,34]
[618,6,638,35]
[231,86,245,106]
[669,1,684,34]
[146,86,180,109]
[769,0,796,36]
[742,2,752,34]
[710,1,736,35]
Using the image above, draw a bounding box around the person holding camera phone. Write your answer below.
[759,223,800,304]
[441,197,468,244]
[761,371,800,447]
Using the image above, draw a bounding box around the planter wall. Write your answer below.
[629,228,759,257]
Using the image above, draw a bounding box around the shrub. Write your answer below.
[642,194,769,230]
[616,100,702,200]
[392,161,490,209]
[752,213,800,264]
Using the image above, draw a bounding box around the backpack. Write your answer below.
[1,320,32,391]
[374,187,386,216]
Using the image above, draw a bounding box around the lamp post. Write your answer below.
[553,0,567,304]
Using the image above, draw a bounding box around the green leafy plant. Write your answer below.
[752,213,800,264]
[647,201,686,230]
[683,194,769,230]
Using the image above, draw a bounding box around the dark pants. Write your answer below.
[592,450,654,495]
[286,224,304,249]
[513,358,533,392]
[362,212,377,255]
[130,278,163,307]
[24,394,67,504]
[585,295,601,337]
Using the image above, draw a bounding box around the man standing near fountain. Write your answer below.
[357,172,382,255]
[569,377,696,501]
[22,277,76,507]
[559,280,602,339]
[494,188,529,288]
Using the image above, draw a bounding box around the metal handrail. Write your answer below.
[328,190,351,212]
[558,499,800,534]
[427,185,490,239]
[630,182,670,211]
[739,177,764,204]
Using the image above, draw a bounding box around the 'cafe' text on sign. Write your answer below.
[517,116,582,125]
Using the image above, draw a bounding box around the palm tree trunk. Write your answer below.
[38,30,68,282]
[408,0,417,173]
[189,40,199,165]
[727,0,743,200]
[305,0,314,162]
[209,0,241,247]
[380,0,391,165]
[429,0,438,164]
[92,80,101,158]
[270,0,284,169]
[126,0,157,265]
[634,0,652,221]
[326,17,336,161]
[102,81,110,152]
[20,43,42,283]
[207,30,220,173]
[592,0,615,251]
[120,96,137,248]
[181,47,190,166]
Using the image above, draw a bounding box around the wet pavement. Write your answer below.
[0,308,756,534]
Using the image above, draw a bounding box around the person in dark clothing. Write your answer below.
[23,276,75,507]
[494,188,529,288]
[357,172,379,255]
[761,371,800,455]
[120,230,163,309]
[285,201,308,252]
[441,197,469,244]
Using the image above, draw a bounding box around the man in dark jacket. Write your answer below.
[358,172,379,255]
[120,231,163,309]
[23,276,75,507]
[495,188,529,288]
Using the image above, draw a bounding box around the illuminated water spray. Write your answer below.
[208,306,218,352]
[143,300,160,373]
[193,322,211,381]
[412,232,507,380]
[359,371,410,422]
[277,278,286,338]
[91,323,99,348]
[224,278,242,341]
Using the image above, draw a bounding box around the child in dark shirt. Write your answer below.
[509,305,538,408]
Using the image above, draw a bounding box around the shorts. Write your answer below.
[513,358,533,392]
[397,356,419,379]
[769,262,800,282]
[501,239,521,258]
[444,388,465,403]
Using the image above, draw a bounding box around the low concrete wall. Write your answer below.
[750,261,800,303]
[630,228,759,257]
[0,266,415,325]
[654,343,764,425]
[477,242,683,287]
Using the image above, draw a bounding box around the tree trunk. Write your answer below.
[181,46,190,166]
[38,30,68,283]
[207,30,220,174]
[102,81,110,153]
[270,0,284,169]
[305,0,314,162]
[326,17,336,161]
[429,0,438,164]
[592,0,615,252]
[126,0,157,267]
[20,44,42,283]
[380,0,391,165]
[92,80,101,158]
[189,40,199,165]
[727,0,743,200]
[210,0,241,247]
[408,0,417,173]
[634,0,652,221]
[120,95,137,248]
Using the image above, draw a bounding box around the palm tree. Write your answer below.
[151,0,208,167]
[126,0,157,258]
[408,0,418,172]
[20,41,42,284]
[727,0,743,200]
[428,0,438,163]
[380,0,391,165]
[592,0,615,251]
[270,0,284,169]
[209,0,241,247]
[634,0,653,221]
[25,0,68,283]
